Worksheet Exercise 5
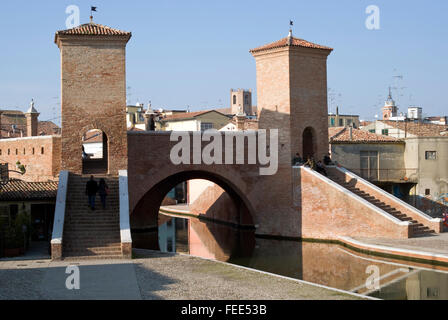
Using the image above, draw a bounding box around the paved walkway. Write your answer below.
[0,249,364,300]
[354,233,448,256]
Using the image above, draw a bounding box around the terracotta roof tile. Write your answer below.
[380,121,448,137]
[329,127,401,143]
[162,110,228,122]
[56,23,131,36]
[250,36,333,53]
[0,179,58,201]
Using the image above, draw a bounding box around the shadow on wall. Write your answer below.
[409,195,448,219]
[189,184,252,227]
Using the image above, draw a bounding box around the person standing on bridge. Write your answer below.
[86,175,98,211]
[98,178,109,210]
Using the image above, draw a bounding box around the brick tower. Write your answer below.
[54,22,131,174]
[250,30,332,163]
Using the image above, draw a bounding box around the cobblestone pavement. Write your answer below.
[0,250,363,300]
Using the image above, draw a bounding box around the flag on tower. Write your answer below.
[91,6,97,12]
[290,20,293,26]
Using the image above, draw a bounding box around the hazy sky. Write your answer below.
[0,0,447,125]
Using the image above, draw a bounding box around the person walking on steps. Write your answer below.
[98,178,109,210]
[86,175,98,211]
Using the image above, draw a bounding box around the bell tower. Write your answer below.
[55,22,131,175]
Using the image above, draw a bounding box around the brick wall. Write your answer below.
[57,37,129,175]
[296,167,410,239]
[0,135,61,182]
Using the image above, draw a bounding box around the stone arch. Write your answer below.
[302,126,317,160]
[130,170,255,249]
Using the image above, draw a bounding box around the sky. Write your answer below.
[0,0,447,126]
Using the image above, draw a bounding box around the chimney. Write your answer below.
[349,126,353,141]
[235,105,246,131]
[25,99,40,137]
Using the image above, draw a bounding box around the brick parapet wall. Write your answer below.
[0,135,61,182]
[296,167,410,239]
[328,166,443,234]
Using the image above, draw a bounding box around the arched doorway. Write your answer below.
[130,170,255,252]
[82,129,108,174]
[302,127,316,160]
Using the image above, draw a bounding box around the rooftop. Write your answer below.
[55,22,132,44]
[329,127,402,143]
[0,179,58,201]
[380,120,448,137]
[250,35,333,54]
[161,110,229,122]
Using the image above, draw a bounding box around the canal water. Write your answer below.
[154,214,448,300]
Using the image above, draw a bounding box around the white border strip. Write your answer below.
[297,166,409,226]
[50,170,69,244]
[0,135,59,143]
[119,170,132,244]
[340,236,448,261]
[336,167,441,223]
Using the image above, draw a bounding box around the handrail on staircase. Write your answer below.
[50,170,69,259]
[119,170,132,258]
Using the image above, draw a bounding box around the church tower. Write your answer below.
[382,87,397,120]
[55,22,131,174]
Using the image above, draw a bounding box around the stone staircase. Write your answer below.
[327,170,435,237]
[62,174,123,259]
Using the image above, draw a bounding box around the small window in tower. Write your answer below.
[32,148,35,155]
[0,149,2,156]
[15,149,18,155]
[244,95,249,105]
[8,149,10,155]
[23,148,26,155]
[233,95,236,105]
[41,147,44,155]
[425,189,430,196]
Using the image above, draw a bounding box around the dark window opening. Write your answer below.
[425,151,437,160]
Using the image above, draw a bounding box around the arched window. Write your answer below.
[302,127,317,160]
[233,95,237,105]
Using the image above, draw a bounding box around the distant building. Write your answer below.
[159,110,231,131]
[0,101,60,138]
[408,106,423,121]
[328,106,359,128]
[230,89,253,115]
[335,123,448,217]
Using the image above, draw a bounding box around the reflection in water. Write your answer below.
[141,214,448,300]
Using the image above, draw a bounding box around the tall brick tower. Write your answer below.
[54,22,131,174]
[250,30,332,163]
